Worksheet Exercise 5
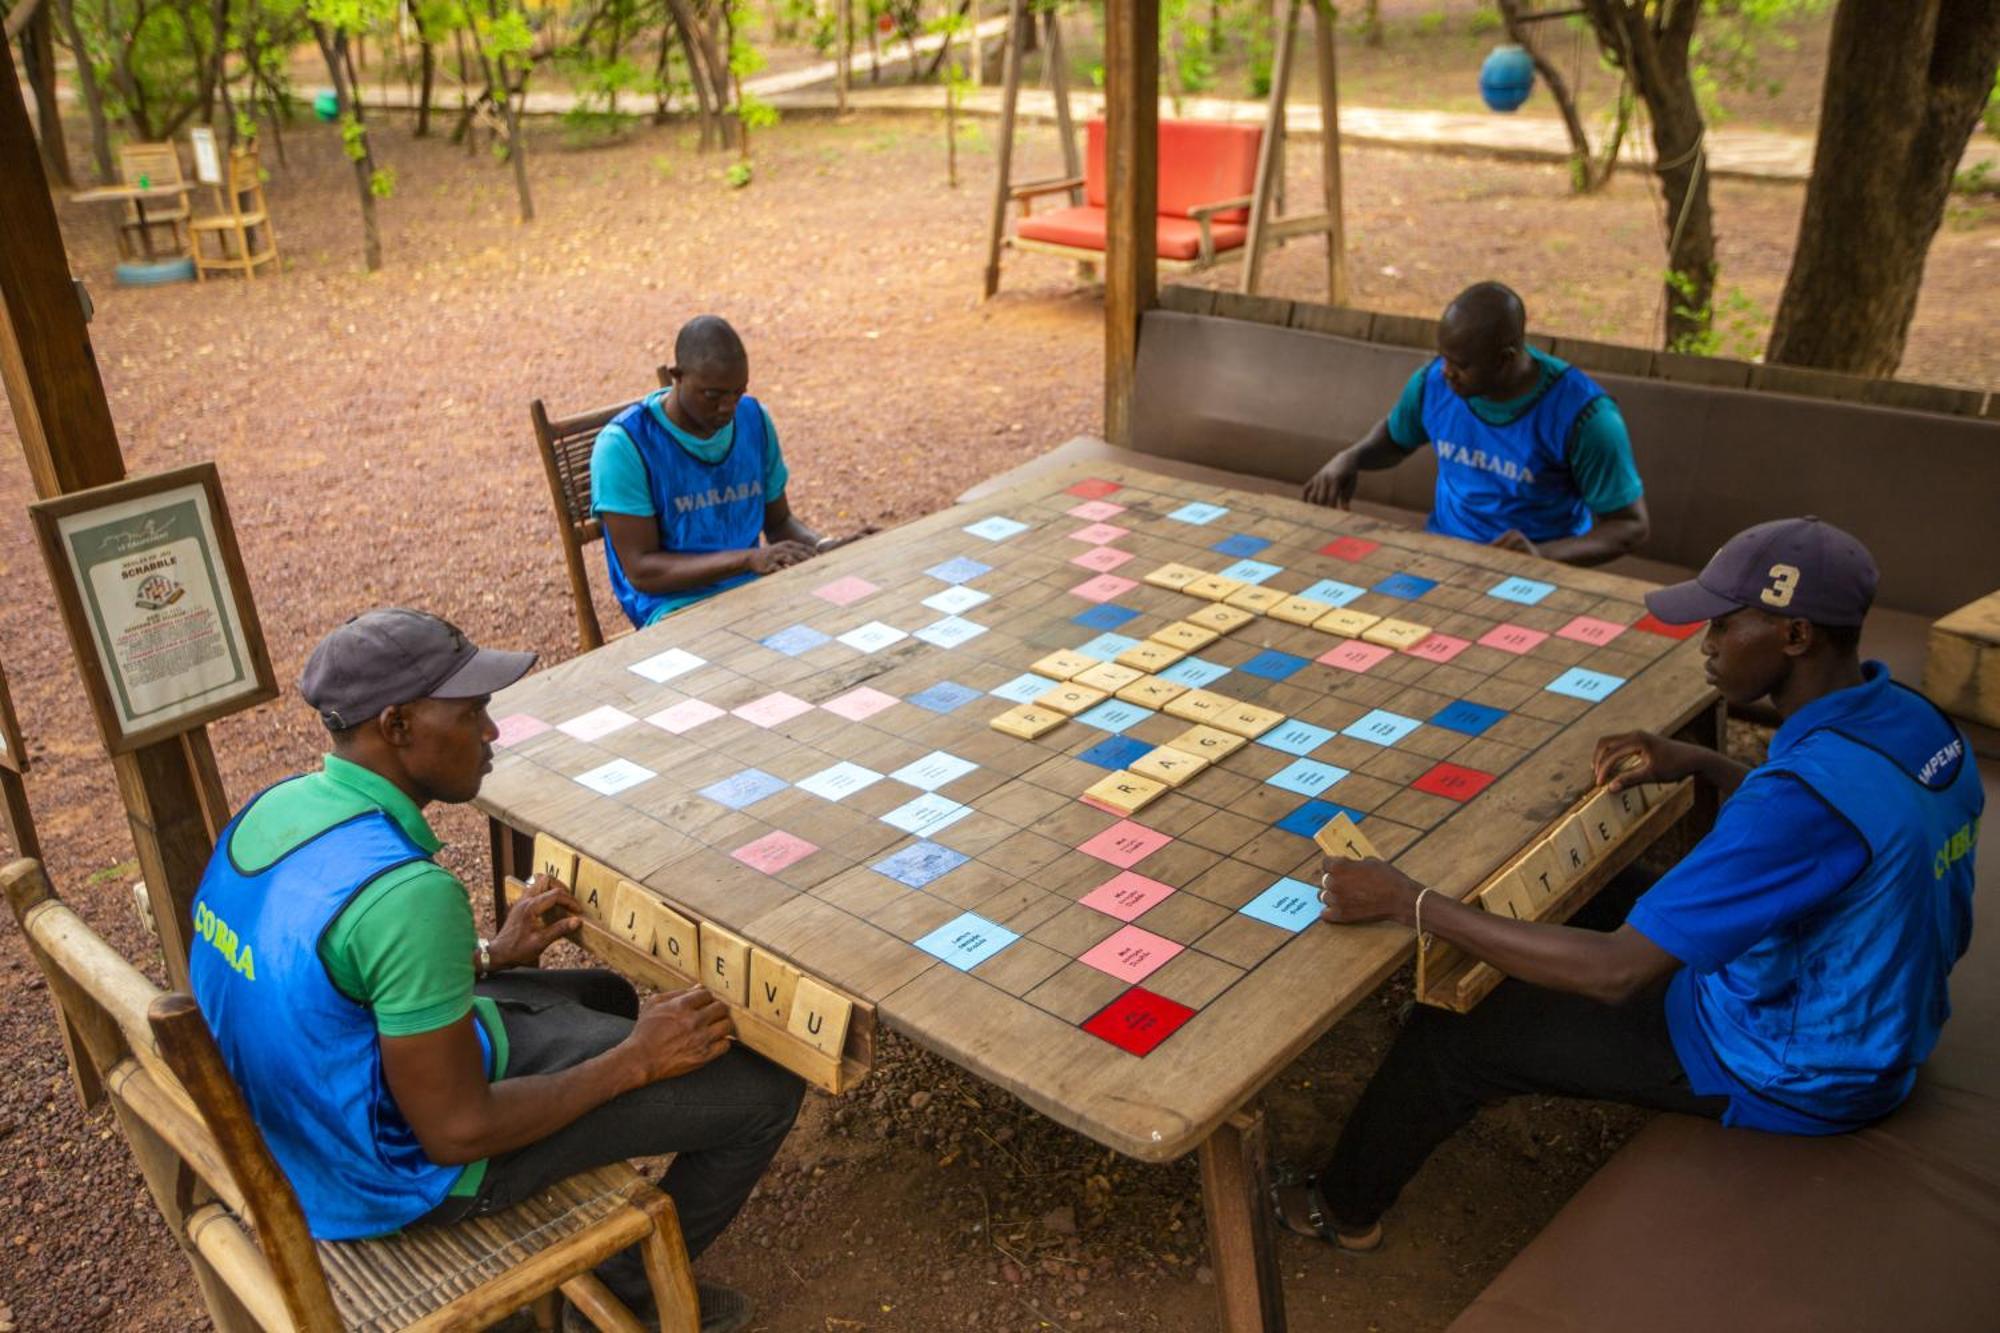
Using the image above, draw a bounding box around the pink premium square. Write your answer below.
[731,831,818,875]
[1071,574,1140,603]
[493,714,550,747]
[1067,500,1127,522]
[1078,924,1183,983]
[1079,872,1176,923]
[1078,820,1173,869]
[1405,633,1471,663]
[1069,522,1132,545]
[819,686,899,721]
[1479,624,1550,654]
[1319,641,1395,673]
[1071,545,1136,573]
[813,575,879,606]
[1557,615,1627,646]
[733,692,814,727]
[645,699,726,734]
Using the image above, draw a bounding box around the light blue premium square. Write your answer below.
[923,585,991,615]
[1260,720,1336,756]
[992,673,1058,704]
[915,616,988,649]
[1299,579,1367,607]
[881,793,974,836]
[1240,879,1322,933]
[926,556,993,584]
[1266,759,1351,797]
[761,624,831,656]
[872,840,970,888]
[915,912,1019,970]
[1211,533,1272,558]
[1167,501,1229,525]
[1546,667,1627,702]
[964,515,1029,541]
[699,769,787,810]
[891,751,979,791]
[795,762,883,802]
[1489,576,1556,605]
[1076,700,1155,734]
[909,681,982,714]
[1219,558,1284,585]
[1077,632,1143,661]
[1159,656,1230,687]
[1342,709,1422,747]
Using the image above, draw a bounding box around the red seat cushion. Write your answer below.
[1014,207,1247,262]
[1082,118,1261,224]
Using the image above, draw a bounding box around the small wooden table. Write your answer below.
[69,182,196,260]
[477,459,1720,1329]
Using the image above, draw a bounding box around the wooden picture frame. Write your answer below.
[0,659,25,775]
[188,125,222,186]
[29,463,276,754]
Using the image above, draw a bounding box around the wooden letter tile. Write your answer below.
[1035,682,1111,716]
[1165,724,1249,761]
[1075,660,1145,693]
[1553,816,1595,878]
[1313,608,1382,639]
[1314,813,1381,861]
[1151,620,1220,652]
[1184,573,1246,602]
[749,948,802,1027]
[1610,784,1650,824]
[1143,563,1207,592]
[1162,689,1231,724]
[1188,603,1257,634]
[1516,840,1567,905]
[609,880,656,950]
[1031,649,1100,680]
[1224,585,1286,615]
[1360,618,1431,651]
[532,833,579,890]
[1083,770,1169,816]
[787,975,854,1057]
[699,922,751,1005]
[1579,789,1626,850]
[646,898,702,975]
[1478,870,1536,921]
[991,704,1066,739]
[1268,596,1334,626]
[1212,701,1285,740]
[1128,745,1210,788]
[1117,675,1189,708]
[1116,640,1189,673]
[572,856,622,923]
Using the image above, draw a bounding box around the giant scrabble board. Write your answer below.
[477,462,1714,1159]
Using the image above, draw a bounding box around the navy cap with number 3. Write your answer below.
[1645,516,1878,629]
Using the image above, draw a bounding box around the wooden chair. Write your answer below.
[532,366,671,653]
[191,146,280,281]
[116,141,191,258]
[2,858,700,1332]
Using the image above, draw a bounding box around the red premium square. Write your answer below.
[1318,536,1381,561]
[1412,761,1497,802]
[1067,478,1123,500]
[1633,613,1702,640]
[1082,986,1197,1056]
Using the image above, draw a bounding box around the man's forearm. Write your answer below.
[1535,520,1643,567]
[427,1044,644,1164]
[768,514,820,548]
[1399,892,1671,1005]
[1345,423,1409,472]
[627,547,755,593]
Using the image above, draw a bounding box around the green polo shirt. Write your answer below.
[229,754,506,1196]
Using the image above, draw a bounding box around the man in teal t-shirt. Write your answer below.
[592,316,867,627]
[1303,282,1650,567]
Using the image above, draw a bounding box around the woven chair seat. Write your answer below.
[318,1163,651,1332]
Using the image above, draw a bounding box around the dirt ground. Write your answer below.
[0,106,1993,1332]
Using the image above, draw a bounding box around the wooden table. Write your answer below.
[477,460,1718,1329]
[69,182,196,260]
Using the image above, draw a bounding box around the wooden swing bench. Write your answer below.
[1008,118,1263,271]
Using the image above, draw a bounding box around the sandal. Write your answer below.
[1269,1174,1384,1254]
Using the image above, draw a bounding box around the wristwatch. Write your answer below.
[476,936,493,978]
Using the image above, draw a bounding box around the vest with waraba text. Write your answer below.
[1417,358,1606,544]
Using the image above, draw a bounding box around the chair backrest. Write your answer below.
[224,147,264,217]
[2,858,344,1332]
[118,141,185,187]
[1082,119,1262,223]
[531,366,673,652]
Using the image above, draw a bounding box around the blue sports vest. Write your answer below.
[1417,358,1607,544]
[1679,668,1981,1131]
[603,393,771,628]
[190,794,486,1240]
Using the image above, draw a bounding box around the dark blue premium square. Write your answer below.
[1373,572,1438,600]
[1239,649,1310,682]
[1275,800,1368,840]
[1211,533,1273,559]
[1431,699,1506,736]
[1078,736,1155,771]
[1074,603,1143,631]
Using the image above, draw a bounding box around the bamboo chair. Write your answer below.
[2,858,700,1333]
[532,366,672,653]
[191,146,280,281]
[116,141,192,258]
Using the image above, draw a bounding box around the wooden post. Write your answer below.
[836,0,851,114]
[1103,0,1158,446]
[1198,1108,1287,1332]
[1313,0,1347,305]
[982,0,1028,299]
[1242,0,1300,297]
[0,37,213,985]
[1044,6,1082,206]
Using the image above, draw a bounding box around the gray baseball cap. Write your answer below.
[1645,516,1878,628]
[300,609,537,731]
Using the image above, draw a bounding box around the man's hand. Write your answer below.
[747,541,816,575]
[619,987,736,1086]
[1591,730,1703,790]
[1490,529,1539,557]
[1317,855,1424,926]
[487,873,583,971]
[815,524,881,555]
[1302,451,1362,509]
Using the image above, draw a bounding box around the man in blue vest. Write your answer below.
[1275,518,1981,1253]
[190,609,800,1331]
[594,315,854,628]
[1302,282,1651,567]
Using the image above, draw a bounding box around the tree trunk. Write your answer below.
[1767,0,2000,376]
[1363,0,1383,47]
[55,0,113,180]
[1586,1,1714,351]
[415,30,436,136]
[21,2,74,186]
[314,24,384,272]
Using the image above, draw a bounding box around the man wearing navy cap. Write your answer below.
[189,609,796,1331]
[1274,518,1982,1253]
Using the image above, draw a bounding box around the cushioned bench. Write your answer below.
[962,296,2000,1329]
[1012,120,1260,267]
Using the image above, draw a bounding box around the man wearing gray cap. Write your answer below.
[1273,518,1982,1255]
[189,609,798,1331]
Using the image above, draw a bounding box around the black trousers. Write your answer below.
[1317,873,1729,1231]
[418,969,804,1306]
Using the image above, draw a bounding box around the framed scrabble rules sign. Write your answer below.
[30,463,276,753]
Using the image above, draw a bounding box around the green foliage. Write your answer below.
[369,164,398,197]
[339,111,369,162]
[1416,8,1448,38]
[1689,0,1833,125]
[736,90,780,132]
[1161,0,1216,103]
[1952,160,1996,198]
[1665,268,1764,359]
[1985,68,1999,138]
[1466,4,1503,38]
[724,160,754,188]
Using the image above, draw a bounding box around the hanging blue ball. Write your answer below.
[1479,43,1536,113]
[313,90,340,122]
